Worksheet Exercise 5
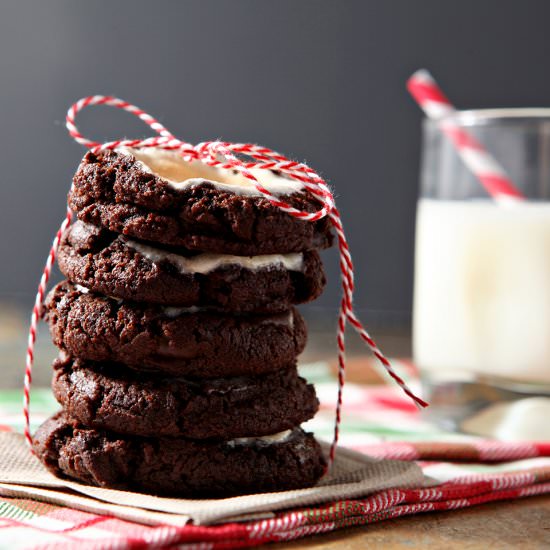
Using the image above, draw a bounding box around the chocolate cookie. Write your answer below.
[45,281,306,378]
[52,355,319,439]
[69,148,333,255]
[57,221,326,313]
[33,412,326,497]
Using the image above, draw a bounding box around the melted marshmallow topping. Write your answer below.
[118,146,304,197]
[163,307,294,328]
[125,239,304,274]
[162,306,203,317]
[227,429,293,447]
[74,284,90,294]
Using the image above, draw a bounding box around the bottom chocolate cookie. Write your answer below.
[33,413,327,497]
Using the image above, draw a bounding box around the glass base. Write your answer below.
[420,370,550,438]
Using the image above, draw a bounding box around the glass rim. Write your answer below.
[424,108,550,127]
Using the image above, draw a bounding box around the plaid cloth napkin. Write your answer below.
[0,361,549,549]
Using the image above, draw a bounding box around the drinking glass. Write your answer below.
[413,109,550,436]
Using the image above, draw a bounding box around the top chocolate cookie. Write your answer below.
[68,148,333,255]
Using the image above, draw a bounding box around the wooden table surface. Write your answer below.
[271,496,550,549]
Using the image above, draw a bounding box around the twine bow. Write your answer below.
[24,96,428,466]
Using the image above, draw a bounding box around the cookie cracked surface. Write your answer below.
[46,281,307,377]
[52,355,319,439]
[57,221,326,312]
[69,149,333,255]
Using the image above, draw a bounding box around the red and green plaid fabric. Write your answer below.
[1,361,549,549]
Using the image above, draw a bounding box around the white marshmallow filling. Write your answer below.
[117,146,304,197]
[124,238,304,275]
[226,429,295,447]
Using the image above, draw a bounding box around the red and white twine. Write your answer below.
[24,96,428,464]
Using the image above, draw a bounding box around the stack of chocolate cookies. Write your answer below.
[33,147,333,497]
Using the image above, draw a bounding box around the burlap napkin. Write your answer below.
[0,432,424,525]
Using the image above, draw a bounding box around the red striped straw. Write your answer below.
[407,69,525,202]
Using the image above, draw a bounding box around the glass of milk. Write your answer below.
[413,109,550,435]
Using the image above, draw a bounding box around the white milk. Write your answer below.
[413,198,550,384]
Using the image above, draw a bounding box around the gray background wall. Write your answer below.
[1,0,550,324]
